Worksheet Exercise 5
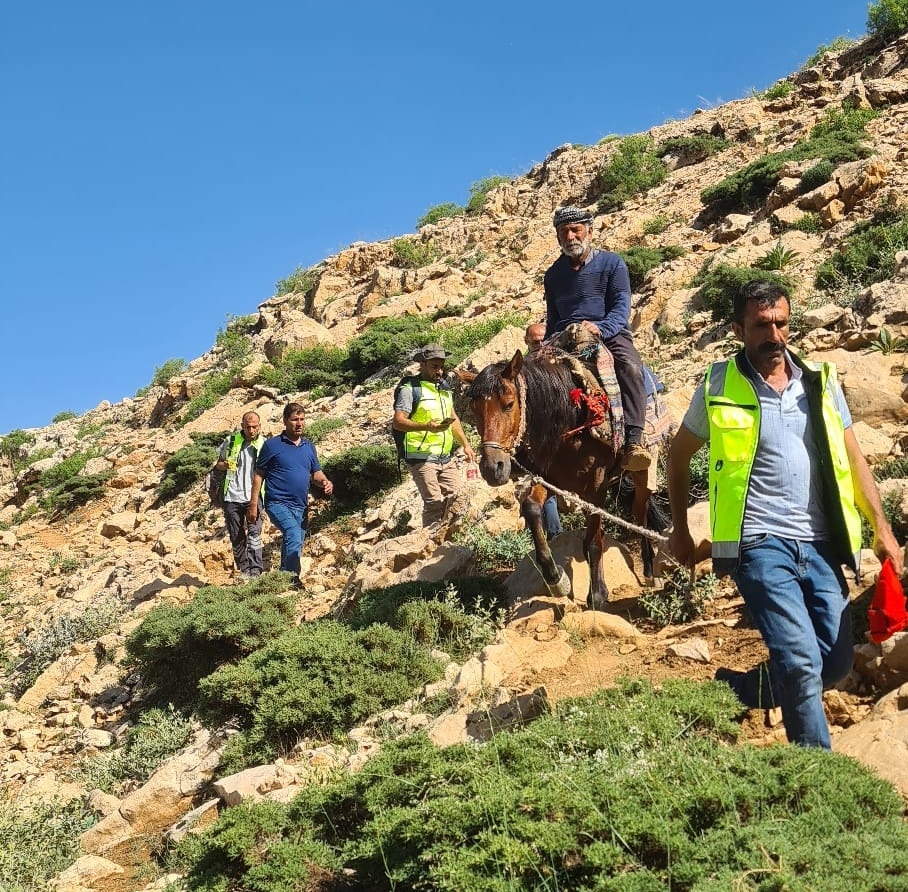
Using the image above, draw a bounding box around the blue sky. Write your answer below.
[1,1,869,433]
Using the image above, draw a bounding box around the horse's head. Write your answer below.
[460,350,524,486]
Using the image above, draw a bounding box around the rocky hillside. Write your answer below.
[3,28,908,892]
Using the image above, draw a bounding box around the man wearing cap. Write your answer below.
[544,206,651,471]
[392,343,477,526]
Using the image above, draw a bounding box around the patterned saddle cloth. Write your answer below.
[543,323,675,453]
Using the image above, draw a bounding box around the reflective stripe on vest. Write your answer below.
[705,355,862,573]
[403,382,454,461]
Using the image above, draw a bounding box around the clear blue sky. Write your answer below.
[1,1,869,433]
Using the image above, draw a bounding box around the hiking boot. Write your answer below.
[621,443,651,471]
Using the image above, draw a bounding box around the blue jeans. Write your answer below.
[265,502,307,575]
[733,535,852,749]
[542,495,562,540]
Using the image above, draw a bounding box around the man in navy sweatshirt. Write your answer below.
[543,206,651,471]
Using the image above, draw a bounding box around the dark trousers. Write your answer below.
[604,330,647,440]
[223,500,264,576]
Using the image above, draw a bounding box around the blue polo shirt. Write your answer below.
[543,248,633,341]
[255,433,322,511]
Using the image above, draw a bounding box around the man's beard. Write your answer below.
[561,237,590,259]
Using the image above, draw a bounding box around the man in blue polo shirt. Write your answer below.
[544,206,651,472]
[247,402,333,585]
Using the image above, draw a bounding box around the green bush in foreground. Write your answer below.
[619,244,685,290]
[199,620,444,772]
[390,237,439,269]
[320,445,398,504]
[125,573,298,707]
[179,678,908,892]
[0,798,96,892]
[692,262,793,321]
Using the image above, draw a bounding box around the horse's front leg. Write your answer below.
[628,468,656,581]
[584,512,609,611]
[522,483,572,599]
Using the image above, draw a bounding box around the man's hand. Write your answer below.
[246,503,258,523]
[321,478,334,496]
[874,527,904,576]
[581,320,601,337]
[667,527,696,568]
[463,445,477,464]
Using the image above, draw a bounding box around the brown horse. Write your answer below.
[460,349,661,610]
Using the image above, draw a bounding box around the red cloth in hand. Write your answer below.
[868,557,908,644]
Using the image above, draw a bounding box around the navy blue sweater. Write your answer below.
[543,249,632,341]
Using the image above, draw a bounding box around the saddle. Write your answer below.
[540,323,674,452]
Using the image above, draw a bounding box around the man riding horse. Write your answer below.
[544,206,651,472]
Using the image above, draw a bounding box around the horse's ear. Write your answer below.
[503,349,524,380]
[454,368,476,384]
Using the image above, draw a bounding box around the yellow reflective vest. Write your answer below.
[403,380,455,461]
[705,352,862,574]
[224,432,266,498]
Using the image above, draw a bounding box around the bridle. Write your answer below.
[478,373,527,456]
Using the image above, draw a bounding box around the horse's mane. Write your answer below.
[467,355,582,475]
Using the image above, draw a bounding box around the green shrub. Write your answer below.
[346,316,434,380]
[815,207,908,291]
[214,314,254,365]
[51,410,77,423]
[157,432,227,502]
[80,706,193,794]
[151,358,187,388]
[304,417,346,443]
[466,175,510,214]
[641,214,671,235]
[786,212,824,233]
[417,203,464,227]
[179,679,908,892]
[457,526,532,573]
[320,445,398,504]
[657,133,730,163]
[873,456,908,481]
[0,798,96,892]
[16,598,123,692]
[199,621,444,770]
[125,573,298,707]
[435,312,529,367]
[762,80,795,99]
[44,471,112,518]
[259,345,352,395]
[638,568,718,626]
[275,264,319,297]
[0,429,35,469]
[597,135,667,213]
[799,159,835,192]
[390,237,439,269]
[37,450,95,490]
[868,0,908,38]
[754,239,800,271]
[619,245,685,290]
[701,106,874,213]
[181,370,235,424]
[803,35,856,67]
[692,262,794,321]
[348,578,508,661]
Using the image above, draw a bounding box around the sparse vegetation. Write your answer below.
[868,328,908,354]
[320,445,398,504]
[701,105,876,213]
[259,344,353,395]
[0,429,35,472]
[181,369,235,423]
[762,80,795,100]
[803,36,856,68]
[275,264,319,297]
[785,212,824,234]
[417,202,464,227]
[391,237,439,269]
[597,135,667,212]
[657,133,730,163]
[799,159,835,193]
[466,175,510,214]
[692,261,794,321]
[619,245,685,290]
[867,0,908,39]
[815,207,908,291]
[638,567,718,626]
[754,239,800,271]
[641,214,671,235]
[457,526,532,573]
[51,410,77,423]
[304,416,347,443]
[151,358,187,388]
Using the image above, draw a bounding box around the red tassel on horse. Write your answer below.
[868,557,908,643]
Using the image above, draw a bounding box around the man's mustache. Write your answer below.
[758,341,784,354]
